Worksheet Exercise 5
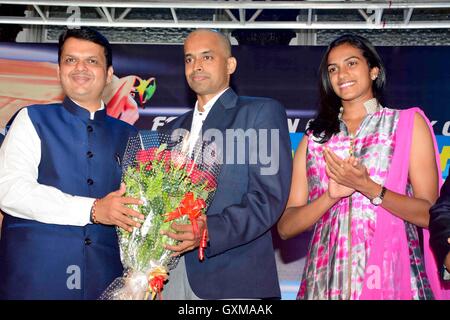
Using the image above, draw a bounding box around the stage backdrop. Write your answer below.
[1,43,450,299]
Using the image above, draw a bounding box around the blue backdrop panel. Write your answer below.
[1,42,449,299]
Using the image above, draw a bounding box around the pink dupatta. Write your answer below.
[360,107,450,300]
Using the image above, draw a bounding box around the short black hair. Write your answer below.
[58,27,112,68]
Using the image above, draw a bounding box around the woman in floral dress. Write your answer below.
[278,34,449,300]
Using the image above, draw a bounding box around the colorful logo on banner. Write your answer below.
[436,136,450,179]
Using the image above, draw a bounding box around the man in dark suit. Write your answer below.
[430,176,450,281]
[161,29,292,299]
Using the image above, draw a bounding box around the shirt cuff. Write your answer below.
[74,197,96,226]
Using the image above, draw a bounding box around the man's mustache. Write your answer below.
[70,72,93,77]
[190,72,209,78]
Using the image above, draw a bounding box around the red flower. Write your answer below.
[201,171,217,190]
[136,148,158,164]
[158,150,171,165]
[189,169,217,191]
[188,167,205,185]
[136,147,217,189]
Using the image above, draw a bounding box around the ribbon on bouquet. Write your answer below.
[144,267,168,300]
[165,192,206,236]
[198,229,208,261]
[164,192,208,261]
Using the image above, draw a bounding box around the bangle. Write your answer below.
[90,199,99,224]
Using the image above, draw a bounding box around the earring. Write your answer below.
[371,74,378,80]
[338,106,344,120]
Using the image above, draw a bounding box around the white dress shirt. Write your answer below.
[0,102,106,226]
[187,88,229,154]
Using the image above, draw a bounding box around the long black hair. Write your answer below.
[58,27,112,69]
[307,34,386,143]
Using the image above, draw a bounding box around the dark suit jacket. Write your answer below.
[430,176,450,280]
[161,88,292,299]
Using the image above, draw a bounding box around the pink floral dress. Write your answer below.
[298,107,434,300]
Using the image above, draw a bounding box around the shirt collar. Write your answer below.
[338,98,383,135]
[63,97,107,121]
[194,87,229,115]
[363,98,381,115]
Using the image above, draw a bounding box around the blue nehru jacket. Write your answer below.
[0,97,137,299]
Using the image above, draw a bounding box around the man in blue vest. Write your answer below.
[0,28,143,299]
[160,29,292,299]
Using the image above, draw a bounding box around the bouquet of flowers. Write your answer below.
[100,131,220,300]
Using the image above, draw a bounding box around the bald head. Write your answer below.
[185,29,232,58]
[183,28,237,107]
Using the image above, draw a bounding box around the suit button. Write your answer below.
[87,125,93,133]
[85,238,92,245]
[87,178,94,185]
[87,151,93,158]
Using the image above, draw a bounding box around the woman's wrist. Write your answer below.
[359,179,382,200]
[325,189,343,203]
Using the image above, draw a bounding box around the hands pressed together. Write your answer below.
[324,147,371,199]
